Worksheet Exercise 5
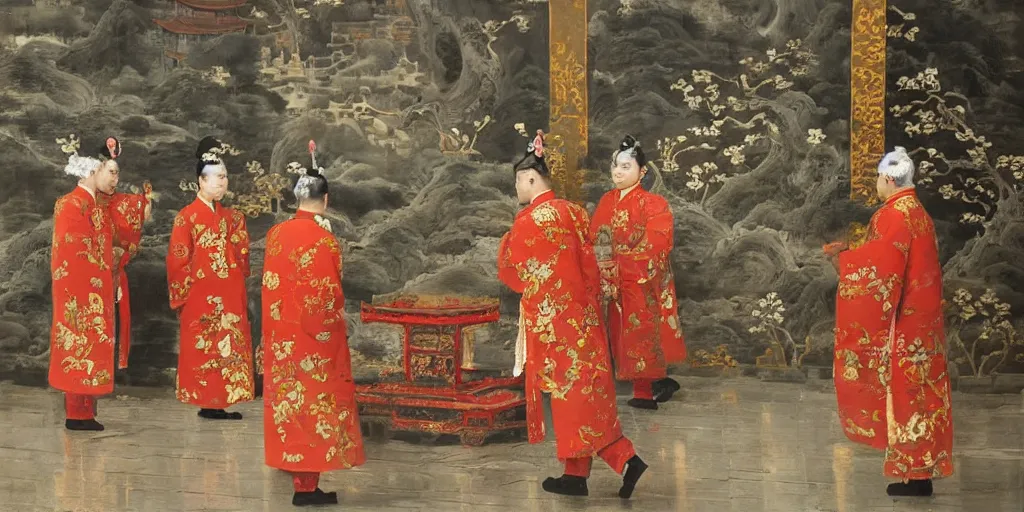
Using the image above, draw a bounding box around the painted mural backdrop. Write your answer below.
[0,0,1021,386]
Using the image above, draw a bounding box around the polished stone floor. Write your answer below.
[0,377,1021,512]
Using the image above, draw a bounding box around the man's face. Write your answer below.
[94,161,119,195]
[611,152,642,189]
[199,165,229,201]
[876,173,894,200]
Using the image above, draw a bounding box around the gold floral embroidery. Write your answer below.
[263,271,281,290]
[531,203,558,225]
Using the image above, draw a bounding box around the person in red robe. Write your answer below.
[95,137,153,373]
[50,136,150,431]
[825,147,954,497]
[589,135,686,410]
[261,141,365,507]
[498,132,648,498]
[167,136,255,420]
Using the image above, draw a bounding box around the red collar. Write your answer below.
[531,189,555,204]
[71,185,96,205]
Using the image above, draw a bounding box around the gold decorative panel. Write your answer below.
[548,0,588,202]
[850,0,887,205]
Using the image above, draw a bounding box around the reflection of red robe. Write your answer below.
[834,188,954,480]
[261,210,365,473]
[167,198,254,408]
[49,187,147,395]
[498,190,625,460]
[98,192,149,368]
[590,186,686,380]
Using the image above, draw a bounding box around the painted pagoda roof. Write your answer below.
[175,0,248,10]
[154,16,248,35]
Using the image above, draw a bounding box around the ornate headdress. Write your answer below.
[99,137,121,161]
[291,139,328,200]
[615,134,647,169]
[513,129,549,176]
[195,135,240,177]
[56,133,102,179]
[877,146,914,182]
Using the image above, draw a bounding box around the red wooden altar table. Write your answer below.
[355,294,526,446]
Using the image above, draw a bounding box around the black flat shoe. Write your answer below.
[198,408,243,420]
[65,419,105,431]
[541,475,588,496]
[619,455,647,499]
[653,378,681,403]
[292,488,339,506]
[887,479,933,497]
[627,398,658,410]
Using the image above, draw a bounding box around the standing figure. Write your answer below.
[825,147,954,497]
[589,135,686,410]
[261,141,365,507]
[499,132,648,498]
[50,135,151,431]
[167,136,255,420]
[95,137,153,371]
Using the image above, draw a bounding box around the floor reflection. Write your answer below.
[1,377,1021,511]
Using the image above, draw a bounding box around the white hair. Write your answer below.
[878,146,915,187]
[64,154,101,178]
[293,174,320,200]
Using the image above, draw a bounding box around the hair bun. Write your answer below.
[305,167,320,177]
[620,134,639,151]
[195,135,222,160]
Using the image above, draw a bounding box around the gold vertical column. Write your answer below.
[548,0,589,202]
[850,0,887,205]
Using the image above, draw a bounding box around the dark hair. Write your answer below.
[617,134,647,169]
[513,130,549,176]
[195,135,223,178]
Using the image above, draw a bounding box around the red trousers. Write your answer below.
[633,379,654,400]
[64,394,96,420]
[292,472,319,492]
[563,435,637,477]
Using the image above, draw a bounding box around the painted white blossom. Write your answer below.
[806,129,826,145]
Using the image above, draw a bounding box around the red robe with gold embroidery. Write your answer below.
[589,186,686,380]
[498,190,625,460]
[833,188,954,480]
[49,187,148,394]
[98,191,149,368]
[167,198,254,408]
[261,210,365,472]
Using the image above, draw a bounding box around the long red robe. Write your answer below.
[98,191,149,368]
[833,188,954,480]
[498,190,625,460]
[49,186,148,394]
[589,186,686,380]
[167,197,255,408]
[261,210,365,472]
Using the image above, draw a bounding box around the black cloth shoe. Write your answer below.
[627,398,658,410]
[198,408,243,420]
[541,475,588,496]
[653,378,681,403]
[619,455,648,499]
[292,488,339,506]
[65,419,104,431]
[886,479,933,497]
